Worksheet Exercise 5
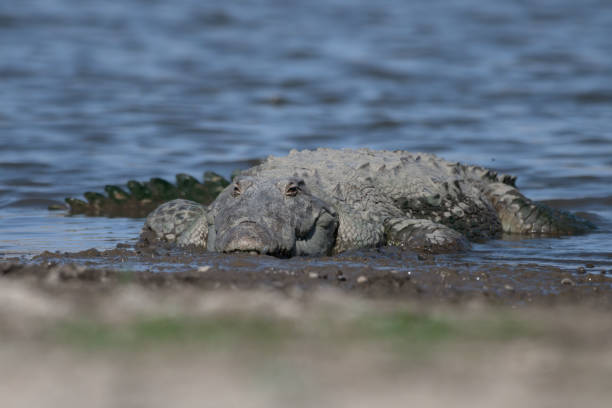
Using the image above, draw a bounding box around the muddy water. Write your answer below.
[1,0,611,273]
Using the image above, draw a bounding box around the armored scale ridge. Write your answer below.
[140,148,594,257]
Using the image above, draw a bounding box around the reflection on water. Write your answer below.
[0,0,611,270]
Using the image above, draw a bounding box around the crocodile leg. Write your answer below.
[139,199,209,247]
[384,217,470,253]
[484,183,595,235]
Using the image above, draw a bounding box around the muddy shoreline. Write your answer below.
[2,242,610,308]
[3,246,612,407]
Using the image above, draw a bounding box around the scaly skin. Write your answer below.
[140,148,595,256]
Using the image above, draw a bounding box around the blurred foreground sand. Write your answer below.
[1,280,611,408]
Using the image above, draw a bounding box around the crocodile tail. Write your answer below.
[485,182,595,235]
[65,172,230,217]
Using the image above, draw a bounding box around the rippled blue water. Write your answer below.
[1,0,611,269]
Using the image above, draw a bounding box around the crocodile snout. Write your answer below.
[216,221,277,255]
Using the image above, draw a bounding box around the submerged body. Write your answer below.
[141,148,593,256]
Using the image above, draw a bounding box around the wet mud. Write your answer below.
[2,242,609,307]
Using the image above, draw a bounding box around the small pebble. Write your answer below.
[576,266,586,274]
[504,284,514,291]
[586,263,595,268]
[561,278,575,286]
[357,275,368,284]
[336,271,347,281]
[197,266,211,273]
[308,272,318,279]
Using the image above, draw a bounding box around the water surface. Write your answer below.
[1,0,611,270]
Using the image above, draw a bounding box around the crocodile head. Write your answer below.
[206,176,338,257]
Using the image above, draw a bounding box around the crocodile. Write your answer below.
[140,148,594,257]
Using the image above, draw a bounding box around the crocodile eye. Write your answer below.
[285,184,299,197]
[232,184,241,197]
